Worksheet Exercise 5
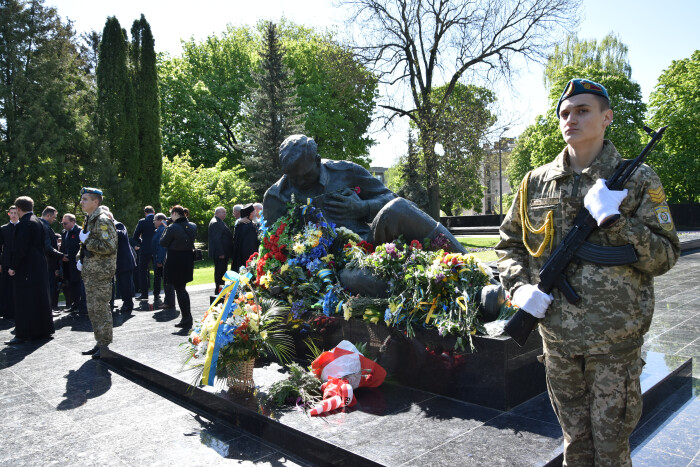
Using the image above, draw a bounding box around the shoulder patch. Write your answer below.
[100,224,108,230]
[648,186,666,204]
[653,205,674,231]
[102,232,110,239]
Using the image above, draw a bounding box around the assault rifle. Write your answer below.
[504,126,667,347]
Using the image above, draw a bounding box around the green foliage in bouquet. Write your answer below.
[345,240,493,347]
[181,280,294,386]
[265,363,322,407]
[246,198,497,351]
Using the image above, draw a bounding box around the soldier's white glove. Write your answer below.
[512,284,553,319]
[79,230,89,243]
[584,179,628,226]
[76,260,82,271]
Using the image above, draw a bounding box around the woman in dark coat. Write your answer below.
[159,205,195,329]
[6,196,54,343]
[231,204,260,273]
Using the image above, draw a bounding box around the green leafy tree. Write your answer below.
[396,130,429,211]
[241,22,304,200]
[96,16,140,228]
[0,0,94,215]
[160,155,255,240]
[646,50,700,203]
[281,22,377,165]
[544,33,632,88]
[431,83,495,215]
[131,15,162,210]
[509,65,646,190]
[343,0,580,219]
[158,26,257,168]
[158,22,377,170]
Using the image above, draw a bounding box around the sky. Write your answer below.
[48,0,699,167]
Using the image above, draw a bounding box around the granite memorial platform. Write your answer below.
[100,337,692,466]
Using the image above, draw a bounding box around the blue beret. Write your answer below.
[81,187,103,196]
[556,78,610,118]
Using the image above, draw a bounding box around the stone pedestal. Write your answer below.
[318,319,546,410]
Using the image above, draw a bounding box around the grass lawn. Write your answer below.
[457,236,500,263]
[192,258,216,286]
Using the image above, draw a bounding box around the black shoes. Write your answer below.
[158,303,175,310]
[91,345,107,360]
[81,345,99,355]
[5,337,27,345]
[174,320,192,329]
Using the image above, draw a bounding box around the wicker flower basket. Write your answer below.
[226,358,255,392]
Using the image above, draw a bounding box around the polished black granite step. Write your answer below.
[100,347,692,466]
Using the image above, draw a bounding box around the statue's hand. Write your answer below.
[324,188,367,219]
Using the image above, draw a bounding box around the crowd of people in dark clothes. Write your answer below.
[208,202,261,295]
[1,194,263,352]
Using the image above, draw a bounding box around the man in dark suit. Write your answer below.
[60,213,83,312]
[6,196,54,344]
[0,205,19,320]
[40,206,65,311]
[106,209,136,314]
[132,205,155,300]
[208,206,233,294]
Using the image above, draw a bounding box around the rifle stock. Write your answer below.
[504,126,667,346]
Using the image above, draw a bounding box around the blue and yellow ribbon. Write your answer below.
[201,271,252,386]
[317,268,333,292]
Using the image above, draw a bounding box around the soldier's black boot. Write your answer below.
[91,345,108,359]
[81,344,99,355]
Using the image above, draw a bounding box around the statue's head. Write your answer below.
[279,135,322,190]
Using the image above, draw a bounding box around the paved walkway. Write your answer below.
[1,249,698,466]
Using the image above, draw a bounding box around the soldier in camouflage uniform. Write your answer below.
[77,188,117,360]
[497,79,680,466]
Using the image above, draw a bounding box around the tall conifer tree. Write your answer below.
[241,21,304,199]
[397,130,428,211]
[131,15,162,210]
[96,16,139,227]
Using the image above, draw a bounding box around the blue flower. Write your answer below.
[384,308,393,321]
[322,289,339,316]
[306,258,321,272]
[291,300,304,319]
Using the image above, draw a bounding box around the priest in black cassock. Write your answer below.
[231,204,260,273]
[5,196,54,344]
[0,205,19,320]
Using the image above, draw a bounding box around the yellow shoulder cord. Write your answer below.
[519,171,554,257]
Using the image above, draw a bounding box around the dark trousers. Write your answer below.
[213,257,229,293]
[48,268,58,308]
[67,280,82,310]
[138,253,152,296]
[153,264,163,298]
[173,282,191,322]
[0,270,14,319]
[114,271,134,310]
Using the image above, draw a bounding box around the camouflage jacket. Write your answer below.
[79,205,117,280]
[497,141,680,354]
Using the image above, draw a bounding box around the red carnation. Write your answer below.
[410,240,423,250]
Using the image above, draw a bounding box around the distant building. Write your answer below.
[370,166,388,185]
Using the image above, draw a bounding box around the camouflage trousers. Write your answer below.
[83,276,113,346]
[541,342,644,467]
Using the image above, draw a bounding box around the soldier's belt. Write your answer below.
[575,241,637,266]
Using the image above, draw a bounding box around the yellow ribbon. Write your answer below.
[424,295,440,324]
[201,279,238,385]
